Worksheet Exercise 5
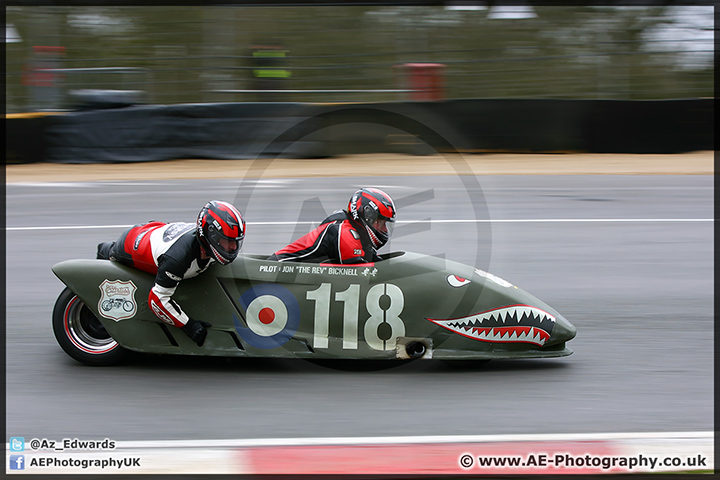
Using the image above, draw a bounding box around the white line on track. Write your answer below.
[5,218,714,231]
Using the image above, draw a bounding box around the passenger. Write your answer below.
[96,201,245,346]
[268,188,396,264]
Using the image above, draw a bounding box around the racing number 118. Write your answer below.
[306,283,406,351]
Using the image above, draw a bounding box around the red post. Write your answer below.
[396,63,445,101]
[23,46,66,111]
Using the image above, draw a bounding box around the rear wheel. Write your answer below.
[52,287,128,366]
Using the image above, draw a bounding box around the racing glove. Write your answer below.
[181,318,212,347]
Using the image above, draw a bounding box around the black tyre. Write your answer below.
[52,287,128,366]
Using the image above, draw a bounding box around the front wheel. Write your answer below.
[52,287,128,366]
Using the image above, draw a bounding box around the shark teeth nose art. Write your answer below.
[427,305,556,346]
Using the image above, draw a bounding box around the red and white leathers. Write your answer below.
[268,211,380,264]
[108,222,214,328]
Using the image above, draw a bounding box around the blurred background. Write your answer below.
[5,4,715,462]
[5,4,714,113]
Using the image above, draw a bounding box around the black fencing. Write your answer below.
[6,114,52,164]
[42,102,322,164]
[431,98,714,154]
[5,98,713,164]
[581,99,714,154]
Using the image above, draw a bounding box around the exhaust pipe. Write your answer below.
[396,337,432,359]
[405,341,426,359]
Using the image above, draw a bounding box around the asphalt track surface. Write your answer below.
[5,173,713,442]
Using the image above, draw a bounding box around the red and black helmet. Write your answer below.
[197,201,246,265]
[347,188,396,249]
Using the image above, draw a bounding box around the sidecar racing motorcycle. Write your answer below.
[52,251,576,366]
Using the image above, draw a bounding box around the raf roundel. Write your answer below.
[246,295,287,336]
[233,284,300,349]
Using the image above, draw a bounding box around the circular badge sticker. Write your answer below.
[233,284,300,349]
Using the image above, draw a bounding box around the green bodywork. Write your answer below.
[52,251,576,360]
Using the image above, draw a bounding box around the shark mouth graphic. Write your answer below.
[427,305,556,346]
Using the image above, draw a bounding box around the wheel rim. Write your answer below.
[64,296,118,354]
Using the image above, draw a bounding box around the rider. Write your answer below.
[96,201,246,347]
[268,188,396,264]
